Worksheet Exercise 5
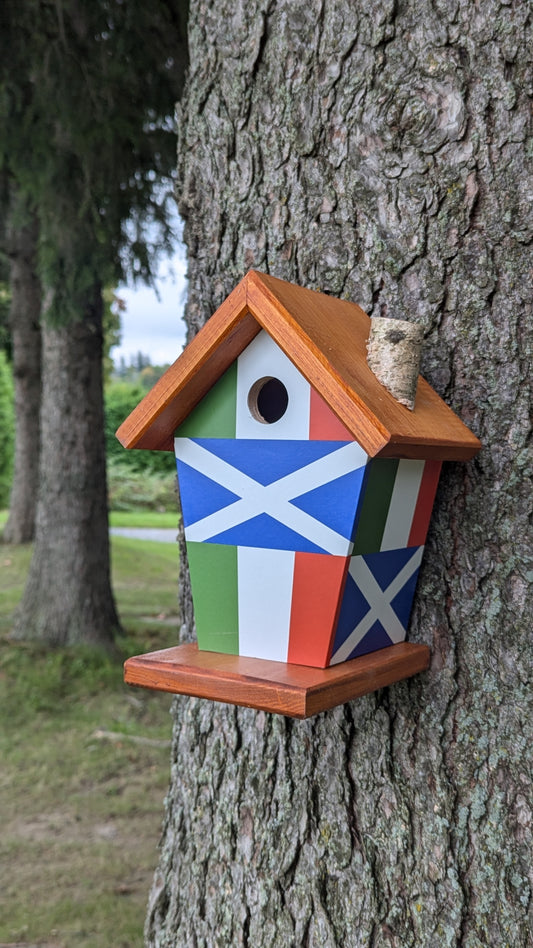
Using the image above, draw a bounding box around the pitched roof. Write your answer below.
[116,270,481,460]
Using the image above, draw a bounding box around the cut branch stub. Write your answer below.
[366,316,424,410]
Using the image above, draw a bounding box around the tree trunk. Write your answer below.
[3,213,41,544]
[13,283,121,648]
[147,2,532,945]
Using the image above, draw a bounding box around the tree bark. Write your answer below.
[2,213,41,544]
[13,283,121,648]
[147,2,532,945]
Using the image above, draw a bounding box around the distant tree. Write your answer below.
[1,194,41,544]
[0,265,10,355]
[102,289,123,386]
[0,349,14,508]
[1,0,188,647]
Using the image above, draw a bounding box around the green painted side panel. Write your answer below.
[351,459,399,555]
[175,362,237,439]
[186,541,239,654]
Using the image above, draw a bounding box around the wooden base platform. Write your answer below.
[124,642,430,719]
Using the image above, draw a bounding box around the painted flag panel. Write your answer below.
[352,459,441,556]
[236,330,311,439]
[288,553,349,667]
[309,387,354,441]
[380,460,425,551]
[172,327,440,667]
[186,542,239,654]
[237,547,295,661]
[175,437,368,556]
[408,460,442,546]
[351,459,399,554]
[329,546,424,664]
[176,362,237,439]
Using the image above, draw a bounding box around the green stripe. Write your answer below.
[186,541,239,654]
[351,459,399,555]
[175,362,237,438]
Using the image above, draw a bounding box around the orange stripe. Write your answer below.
[408,460,442,546]
[309,388,354,441]
[288,553,349,668]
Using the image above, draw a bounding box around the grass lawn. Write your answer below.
[0,508,178,529]
[109,509,179,528]
[0,534,181,947]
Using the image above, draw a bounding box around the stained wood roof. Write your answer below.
[116,270,481,460]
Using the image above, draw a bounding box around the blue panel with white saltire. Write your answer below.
[349,621,396,659]
[175,458,241,528]
[329,546,424,664]
[192,438,352,486]
[368,545,422,591]
[208,513,329,555]
[291,464,368,540]
[175,437,368,556]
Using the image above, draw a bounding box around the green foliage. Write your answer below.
[105,380,175,477]
[107,462,176,512]
[102,288,123,385]
[105,378,177,511]
[0,350,14,506]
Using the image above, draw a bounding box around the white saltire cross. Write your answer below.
[174,438,367,556]
[330,545,424,664]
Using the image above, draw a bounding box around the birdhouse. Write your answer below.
[117,271,480,717]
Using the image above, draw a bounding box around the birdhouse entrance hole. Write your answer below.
[248,376,289,424]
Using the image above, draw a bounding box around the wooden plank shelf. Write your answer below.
[124,642,430,719]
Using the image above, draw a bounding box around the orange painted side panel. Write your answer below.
[288,552,349,668]
[408,460,442,546]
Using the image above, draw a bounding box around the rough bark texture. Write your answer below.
[147,2,532,945]
[2,214,41,544]
[12,285,120,647]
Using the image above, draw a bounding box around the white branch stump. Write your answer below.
[366,317,423,411]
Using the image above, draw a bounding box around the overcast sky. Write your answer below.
[112,243,188,367]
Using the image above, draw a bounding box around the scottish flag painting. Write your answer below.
[175,438,368,556]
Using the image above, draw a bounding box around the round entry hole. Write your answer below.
[248,377,289,424]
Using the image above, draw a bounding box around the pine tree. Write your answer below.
[0,0,188,645]
[0,350,14,508]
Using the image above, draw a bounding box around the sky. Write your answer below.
[112,243,188,368]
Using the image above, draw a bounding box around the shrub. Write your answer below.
[105,380,175,477]
[107,461,177,512]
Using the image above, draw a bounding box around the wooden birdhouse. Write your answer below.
[117,271,480,717]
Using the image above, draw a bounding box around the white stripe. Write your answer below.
[175,438,366,555]
[330,546,424,664]
[237,547,294,661]
[380,460,425,551]
[236,330,311,439]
